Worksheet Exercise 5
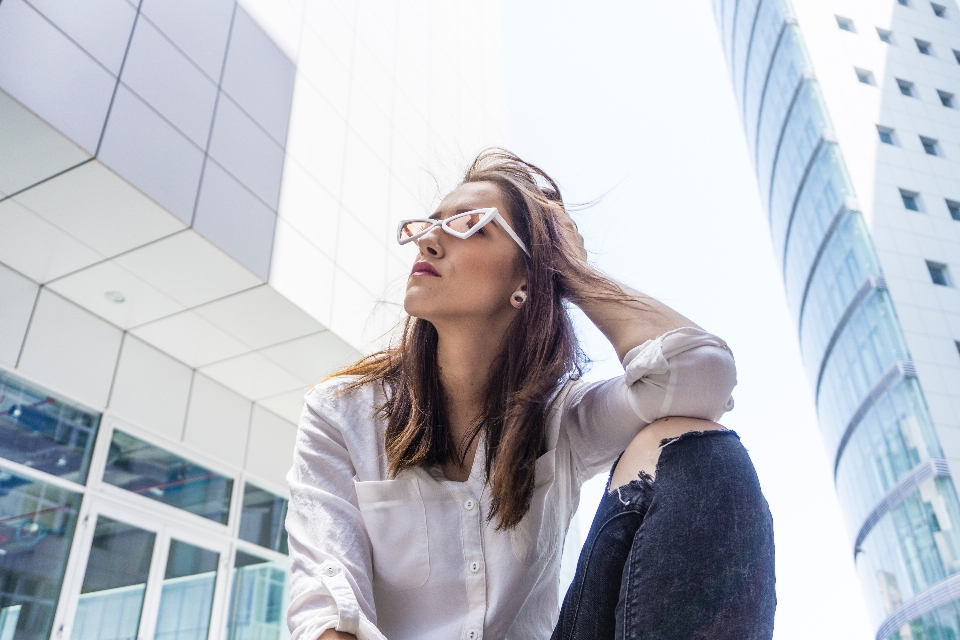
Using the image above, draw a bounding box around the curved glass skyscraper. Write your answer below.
[714,0,960,637]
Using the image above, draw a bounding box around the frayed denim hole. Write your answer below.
[615,470,655,515]
[657,427,739,450]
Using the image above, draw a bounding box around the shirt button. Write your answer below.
[464,499,476,511]
[323,564,340,577]
[469,561,481,573]
[468,630,480,640]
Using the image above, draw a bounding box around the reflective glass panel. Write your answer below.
[226,551,289,640]
[883,597,960,640]
[0,371,100,484]
[71,517,155,640]
[731,0,763,101]
[155,540,219,640]
[857,477,960,623]
[102,431,233,524]
[743,0,789,152]
[0,469,81,640]
[239,484,288,555]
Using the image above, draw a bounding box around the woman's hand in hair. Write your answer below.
[552,206,588,264]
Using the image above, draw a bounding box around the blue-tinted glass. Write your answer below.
[857,478,960,623]
[947,200,960,220]
[798,212,880,382]
[928,263,949,286]
[721,0,738,58]
[877,29,892,43]
[155,540,219,640]
[782,144,853,317]
[102,430,233,524]
[921,138,939,155]
[878,128,894,144]
[882,598,960,640]
[227,551,289,640]
[239,484,289,555]
[768,82,829,234]
[0,371,100,484]
[932,3,947,17]
[836,379,942,536]
[0,469,81,640]
[731,0,763,104]
[754,27,808,192]
[817,291,910,453]
[898,80,914,96]
[916,39,932,54]
[901,192,919,211]
[742,0,789,152]
[72,517,155,640]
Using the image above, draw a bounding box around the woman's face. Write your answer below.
[403,181,527,326]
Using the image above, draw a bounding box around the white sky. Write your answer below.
[501,1,875,637]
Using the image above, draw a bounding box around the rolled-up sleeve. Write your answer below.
[562,327,737,479]
[286,387,387,640]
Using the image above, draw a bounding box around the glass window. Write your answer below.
[916,39,933,55]
[897,79,915,96]
[900,189,921,211]
[0,469,81,640]
[938,90,955,107]
[877,28,893,43]
[226,551,289,640]
[155,540,219,640]
[927,261,951,286]
[920,136,941,156]
[877,126,896,144]
[932,2,947,17]
[102,430,233,524]
[239,484,289,554]
[955,49,960,64]
[0,371,100,484]
[898,0,910,5]
[946,199,960,220]
[856,68,875,85]
[836,16,855,32]
[71,517,156,640]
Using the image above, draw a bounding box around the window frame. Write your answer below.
[946,199,960,221]
[900,188,923,211]
[938,90,956,107]
[856,68,877,85]
[897,78,916,96]
[877,125,897,145]
[920,136,942,156]
[877,28,894,43]
[932,2,948,17]
[836,15,856,32]
[926,260,952,286]
[915,38,933,55]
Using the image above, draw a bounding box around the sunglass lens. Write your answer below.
[400,221,432,240]
[446,212,484,234]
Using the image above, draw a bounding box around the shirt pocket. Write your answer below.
[511,449,560,565]
[355,474,431,591]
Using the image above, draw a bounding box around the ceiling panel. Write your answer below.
[114,229,262,307]
[0,198,102,282]
[193,284,324,350]
[130,309,250,368]
[0,90,90,196]
[256,389,305,424]
[14,160,184,256]
[46,259,184,329]
[259,330,360,384]
[199,350,304,400]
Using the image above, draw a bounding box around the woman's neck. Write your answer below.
[435,322,506,480]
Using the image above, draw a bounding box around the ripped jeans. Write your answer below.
[551,430,776,640]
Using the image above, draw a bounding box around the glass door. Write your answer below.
[55,499,229,640]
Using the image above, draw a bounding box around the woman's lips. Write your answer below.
[410,261,440,277]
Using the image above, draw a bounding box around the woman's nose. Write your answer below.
[416,226,444,257]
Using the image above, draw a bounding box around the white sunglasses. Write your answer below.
[396,208,530,257]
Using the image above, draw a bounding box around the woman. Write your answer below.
[286,150,776,640]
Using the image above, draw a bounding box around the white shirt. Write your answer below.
[285,327,738,640]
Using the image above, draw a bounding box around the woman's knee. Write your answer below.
[609,417,725,491]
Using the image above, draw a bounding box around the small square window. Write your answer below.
[939,90,955,107]
[921,136,941,156]
[897,78,916,96]
[954,49,960,63]
[946,199,960,220]
[857,68,877,85]
[877,126,896,144]
[877,28,894,43]
[916,39,933,55]
[954,340,960,357]
[900,189,922,211]
[932,2,947,17]
[898,0,910,5]
[836,16,856,31]
[927,260,951,286]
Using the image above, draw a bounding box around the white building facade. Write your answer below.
[714,0,960,637]
[0,0,506,638]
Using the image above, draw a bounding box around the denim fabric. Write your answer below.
[552,430,776,640]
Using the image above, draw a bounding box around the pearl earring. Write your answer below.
[510,291,527,308]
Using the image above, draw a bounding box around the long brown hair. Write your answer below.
[331,148,619,529]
